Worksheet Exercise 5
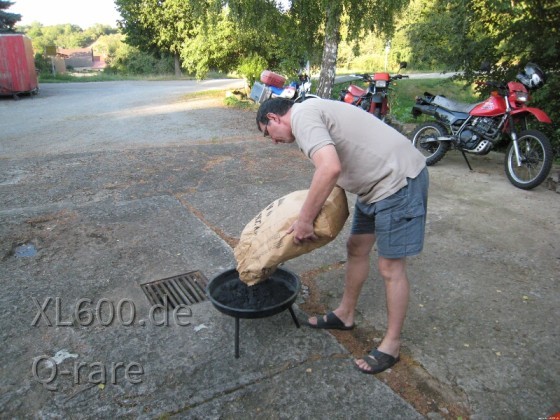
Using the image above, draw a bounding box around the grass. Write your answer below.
[38,72,148,83]
[37,69,231,84]
[224,94,258,110]
[180,89,228,100]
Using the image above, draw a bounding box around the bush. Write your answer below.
[237,53,268,87]
[33,53,50,74]
[105,43,174,75]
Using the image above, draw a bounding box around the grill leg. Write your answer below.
[234,317,240,358]
[288,306,300,328]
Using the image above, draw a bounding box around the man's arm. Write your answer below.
[289,144,342,243]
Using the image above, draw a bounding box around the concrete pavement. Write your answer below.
[1,81,558,418]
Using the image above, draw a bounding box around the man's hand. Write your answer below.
[287,220,318,244]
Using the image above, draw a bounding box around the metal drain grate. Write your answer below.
[141,271,208,309]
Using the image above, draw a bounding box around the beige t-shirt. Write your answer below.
[291,99,426,203]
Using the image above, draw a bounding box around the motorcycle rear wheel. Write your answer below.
[505,129,553,190]
[411,122,450,165]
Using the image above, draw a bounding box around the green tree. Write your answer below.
[402,0,559,153]
[237,52,268,87]
[94,32,127,67]
[218,0,410,98]
[0,0,20,32]
[402,0,559,75]
[306,0,411,97]
[83,24,118,45]
[116,0,297,81]
[180,5,296,81]
[116,0,197,76]
[18,23,106,52]
[180,8,239,78]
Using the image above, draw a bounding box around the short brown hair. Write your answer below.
[256,98,294,131]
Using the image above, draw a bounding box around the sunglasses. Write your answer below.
[263,120,270,137]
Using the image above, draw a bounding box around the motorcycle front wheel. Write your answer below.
[411,122,450,165]
[505,129,553,190]
[373,107,384,121]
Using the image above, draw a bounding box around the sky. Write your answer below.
[12,0,122,29]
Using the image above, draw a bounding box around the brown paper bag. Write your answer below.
[234,186,349,286]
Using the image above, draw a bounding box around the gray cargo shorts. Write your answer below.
[351,167,429,259]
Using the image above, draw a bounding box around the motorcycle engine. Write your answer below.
[360,98,371,111]
[471,117,500,139]
[459,130,480,150]
[460,117,500,150]
[459,117,500,152]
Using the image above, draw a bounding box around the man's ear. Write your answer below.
[266,112,278,123]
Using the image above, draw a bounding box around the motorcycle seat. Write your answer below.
[270,85,296,99]
[433,95,479,113]
[269,85,285,95]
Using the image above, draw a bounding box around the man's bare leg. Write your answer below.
[355,256,409,371]
[308,233,375,328]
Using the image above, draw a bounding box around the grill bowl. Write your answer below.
[206,268,300,319]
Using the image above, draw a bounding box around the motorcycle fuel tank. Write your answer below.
[471,94,506,117]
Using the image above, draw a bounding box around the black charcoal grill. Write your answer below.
[206,268,301,358]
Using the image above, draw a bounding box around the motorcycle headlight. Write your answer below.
[515,91,529,102]
[375,80,387,88]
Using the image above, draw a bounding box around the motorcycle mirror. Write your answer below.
[399,61,408,69]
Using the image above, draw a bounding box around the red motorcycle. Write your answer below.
[411,63,553,190]
[339,61,408,120]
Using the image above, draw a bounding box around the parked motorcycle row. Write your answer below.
[250,62,553,190]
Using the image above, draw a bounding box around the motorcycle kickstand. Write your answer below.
[461,150,473,171]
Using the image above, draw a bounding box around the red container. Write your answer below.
[260,70,286,88]
[348,85,366,96]
[0,34,39,96]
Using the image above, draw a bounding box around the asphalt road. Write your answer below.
[0,78,246,158]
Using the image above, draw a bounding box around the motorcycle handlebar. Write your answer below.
[349,73,409,83]
[348,74,369,81]
[488,81,507,89]
[477,80,509,95]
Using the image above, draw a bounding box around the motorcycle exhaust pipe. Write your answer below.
[422,135,455,143]
[412,104,437,118]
